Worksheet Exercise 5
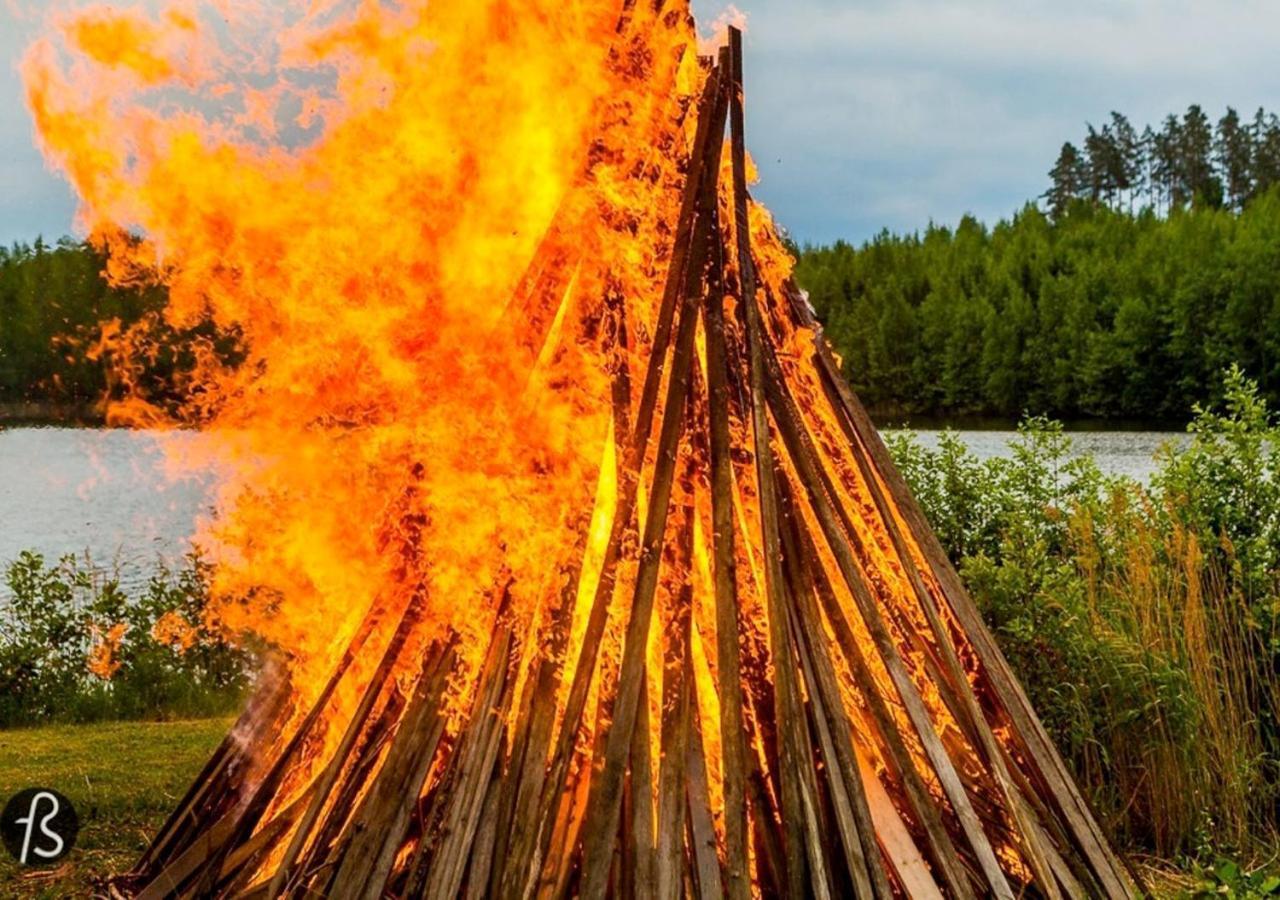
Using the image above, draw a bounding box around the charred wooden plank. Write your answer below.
[624,676,657,900]
[264,579,437,898]
[752,295,1014,898]
[655,541,693,900]
[777,476,891,898]
[685,663,726,900]
[726,30,831,900]
[795,512,979,899]
[320,637,457,898]
[129,669,289,883]
[700,172,752,900]
[135,595,395,900]
[420,628,515,898]
[576,64,731,899]
[794,286,1135,898]
[520,63,730,900]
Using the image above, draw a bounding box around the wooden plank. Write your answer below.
[421,628,515,899]
[859,750,946,900]
[796,514,979,900]
[576,65,731,898]
[797,289,1136,898]
[768,285,1062,897]
[129,658,282,886]
[493,526,591,898]
[726,30,831,900]
[521,65,730,900]
[655,538,694,900]
[750,279,1014,898]
[299,682,408,883]
[777,478,891,898]
[322,638,457,898]
[212,784,316,891]
[685,662,726,900]
[624,676,657,899]
[463,764,505,900]
[264,580,436,898]
[700,165,751,900]
[136,590,399,900]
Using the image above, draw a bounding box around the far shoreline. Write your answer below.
[0,401,101,427]
[0,404,1191,434]
[876,413,1189,433]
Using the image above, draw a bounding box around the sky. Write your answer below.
[4,0,1280,247]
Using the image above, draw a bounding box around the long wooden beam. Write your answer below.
[577,66,730,895]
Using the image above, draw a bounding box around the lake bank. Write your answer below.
[0,400,101,426]
[0,424,1182,588]
[869,411,1190,432]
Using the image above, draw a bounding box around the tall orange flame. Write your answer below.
[23,5,1137,898]
[24,0,699,695]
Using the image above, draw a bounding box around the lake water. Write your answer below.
[0,425,1187,589]
[0,428,222,591]
[883,428,1187,484]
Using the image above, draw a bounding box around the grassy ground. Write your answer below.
[0,719,229,899]
[0,718,1201,898]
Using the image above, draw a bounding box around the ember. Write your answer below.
[26,1,1135,897]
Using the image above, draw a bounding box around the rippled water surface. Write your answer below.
[0,426,1187,587]
[884,428,1187,484]
[0,428,222,589]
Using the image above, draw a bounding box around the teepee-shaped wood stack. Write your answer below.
[117,23,1136,900]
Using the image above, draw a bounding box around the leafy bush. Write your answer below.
[0,553,252,726]
[886,370,1280,860]
[1190,858,1280,899]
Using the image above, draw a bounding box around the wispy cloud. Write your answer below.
[697,0,1280,242]
[4,2,1280,245]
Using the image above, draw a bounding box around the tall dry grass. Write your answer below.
[888,370,1280,862]
[1071,496,1276,855]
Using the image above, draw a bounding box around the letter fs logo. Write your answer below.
[1,787,78,866]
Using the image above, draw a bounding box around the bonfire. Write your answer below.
[24,1,1136,896]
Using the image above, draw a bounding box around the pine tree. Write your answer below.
[1046,142,1085,219]
[1153,116,1183,209]
[1084,125,1117,204]
[1181,104,1221,207]
[1139,125,1157,211]
[1109,112,1141,211]
[1252,108,1280,197]
[1216,107,1253,210]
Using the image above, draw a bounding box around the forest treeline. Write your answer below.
[0,237,159,415]
[9,102,1280,425]
[1046,105,1280,216]
[794,104,1280,423]
[795,191,1280,422]
[0,237,229,419]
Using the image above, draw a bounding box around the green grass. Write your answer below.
[0,718,229,898]
[0,717,1236,898]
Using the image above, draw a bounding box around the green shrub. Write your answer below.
[0,553,252,727]
[887,370,1280,859]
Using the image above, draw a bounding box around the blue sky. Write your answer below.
[4,1,1280,246]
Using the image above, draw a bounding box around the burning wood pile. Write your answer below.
[78,8,1132,900]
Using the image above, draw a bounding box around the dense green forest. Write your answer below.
[0,237,231,419]
[8,104,1280,423]
[795,105,1280,422]
[0,237,162,415]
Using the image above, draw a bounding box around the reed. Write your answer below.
[886,372,1280,861]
